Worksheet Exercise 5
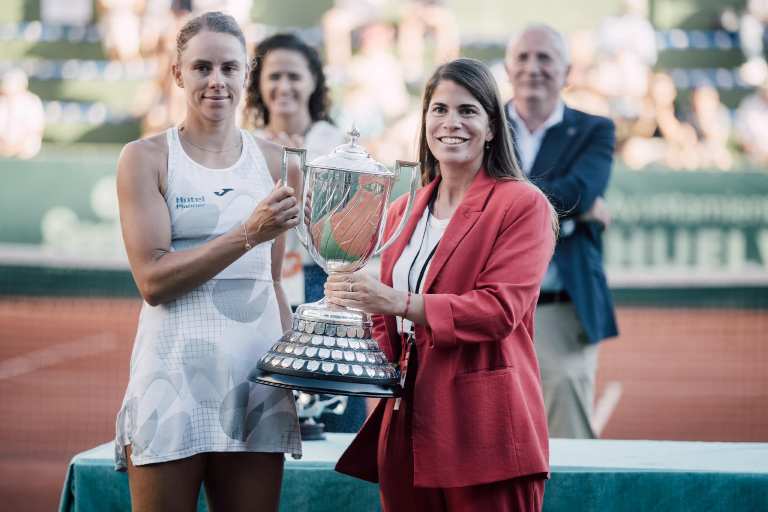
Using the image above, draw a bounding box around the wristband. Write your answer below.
[402,291,412,318]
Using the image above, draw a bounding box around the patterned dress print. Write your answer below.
[114,128,301,469]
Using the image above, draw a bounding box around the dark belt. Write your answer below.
[538,290,571,304]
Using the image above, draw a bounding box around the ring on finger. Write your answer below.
[348,281,353,293]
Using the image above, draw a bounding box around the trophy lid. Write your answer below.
[308,125,393,176]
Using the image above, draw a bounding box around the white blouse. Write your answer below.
[391,205,451,334]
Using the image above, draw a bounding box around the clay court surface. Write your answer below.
[1,298,766,510]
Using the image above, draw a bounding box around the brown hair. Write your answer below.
[176,11,246,62]
[418,58,558,235]
[417,58,524,186]
[245,33,332,128]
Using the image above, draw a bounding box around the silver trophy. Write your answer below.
[250,127,419,397]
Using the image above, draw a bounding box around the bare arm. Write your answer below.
[117,139,299,306]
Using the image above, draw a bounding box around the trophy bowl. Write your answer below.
[250,127,419,398]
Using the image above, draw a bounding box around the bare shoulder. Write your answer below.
[118,133,168,189]
[120,133,166,171]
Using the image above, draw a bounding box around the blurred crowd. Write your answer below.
[3,0,768,170]
[562,0,768,170]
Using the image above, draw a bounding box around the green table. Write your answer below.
[60,434,768,512]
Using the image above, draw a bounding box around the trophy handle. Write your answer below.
[281,147,309,247]
[373,160,420,256]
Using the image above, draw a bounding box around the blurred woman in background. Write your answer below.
[245,32,345,160]
[245,31,366,435]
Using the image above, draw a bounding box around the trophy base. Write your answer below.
[253,299,401,398]
[250,368,399,398]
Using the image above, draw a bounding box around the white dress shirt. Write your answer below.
[508,101,568,292]
[392,205,450,334]
[507,101,565,175]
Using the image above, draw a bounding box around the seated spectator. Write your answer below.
[321,0,390,72]
[621,73,699,170]
[737,0,768,86]
[0,70,45,159]
[594,0,656,138]
[397,0,460,82]
[688,86,733,170]
[98,0,142,62]
[562,30,612,119]
[135,7,188,136]
[335,21,412,155]
[138,0,176,58]
[735,80,768,166]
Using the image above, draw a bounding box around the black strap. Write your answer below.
[413,242,439,294]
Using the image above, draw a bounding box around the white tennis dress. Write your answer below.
[114,127,301,470]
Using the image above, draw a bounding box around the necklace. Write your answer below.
[179,129,242,154]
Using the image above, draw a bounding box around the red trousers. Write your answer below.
[377,348,546,512]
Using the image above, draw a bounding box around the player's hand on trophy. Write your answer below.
[325,271,406,316]
[244,180,299,245]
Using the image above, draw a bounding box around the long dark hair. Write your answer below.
[417,58,524,185]
[245,33,332,128]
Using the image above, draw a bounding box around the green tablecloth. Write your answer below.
[59,435,768,512]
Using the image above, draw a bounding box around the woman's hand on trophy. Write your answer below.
[324,272,407,316]
[244,180,299,245]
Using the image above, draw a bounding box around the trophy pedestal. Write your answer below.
[251,300,401,398]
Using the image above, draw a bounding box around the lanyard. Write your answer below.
[401,201,439,334]
[395,202,440,410]
[407,204,433,292]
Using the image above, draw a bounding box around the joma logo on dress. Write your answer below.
[176,195,205,209]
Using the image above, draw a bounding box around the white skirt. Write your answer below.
[114,279,301,470]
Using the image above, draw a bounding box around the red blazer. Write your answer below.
[336,168,555,488]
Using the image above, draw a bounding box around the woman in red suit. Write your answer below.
[325,58,557,511]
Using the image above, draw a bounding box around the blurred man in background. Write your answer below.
[505,24,618,438]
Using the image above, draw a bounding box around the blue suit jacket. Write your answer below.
[506,103,618,344]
